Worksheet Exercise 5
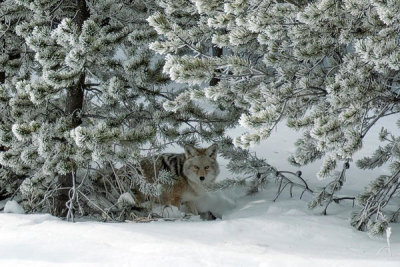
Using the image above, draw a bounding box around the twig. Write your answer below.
[66,171,77,222]
[78,190,113,221]
[322,161,350,215]
[273,167,355,209]
[274,170,313,201]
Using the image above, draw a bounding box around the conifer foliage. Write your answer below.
[149,0,400,235]
[0,0,33,200]
[1,0,399,236]
[0,0,244,220]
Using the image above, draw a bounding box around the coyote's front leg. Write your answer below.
[184,201,198,215]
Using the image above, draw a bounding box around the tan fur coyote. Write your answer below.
[140,144,219,215]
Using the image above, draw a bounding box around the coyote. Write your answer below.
[140,144,219,215]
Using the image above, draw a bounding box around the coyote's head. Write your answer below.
[183,144,219,185]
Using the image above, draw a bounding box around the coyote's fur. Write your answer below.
[139,144,219,215]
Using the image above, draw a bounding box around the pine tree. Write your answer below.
[149,0,400,235]
[0,0,33,200]
[0,0,246,220]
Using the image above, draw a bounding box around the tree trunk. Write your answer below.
[0,59,5,200]
[0,0,6,200]
[0,0,5,85]
[0,0,16,200]
[54,0,89,217]
[209,46,222,86]
[55,74,86,217]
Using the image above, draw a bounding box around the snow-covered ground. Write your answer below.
[1,118,399,266]
[1,187,399,267]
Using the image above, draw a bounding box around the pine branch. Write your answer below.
[353,167,400,232]
[322,161,350,215]
[273,170,313,201]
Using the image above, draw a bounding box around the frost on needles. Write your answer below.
[0,0,400,237]
[148,0,400,236]
[0,0,252,221]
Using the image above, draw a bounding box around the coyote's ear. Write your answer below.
[206,143,218,159]
[184,144,197,159]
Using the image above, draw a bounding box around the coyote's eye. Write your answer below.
[194,166,199,170]
[205,166,209,170]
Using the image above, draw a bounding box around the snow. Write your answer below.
[3,200,25,214]
[1,188,399,266]
[117,192,136,206]
[1,117,399,266]
[2,119,398,266]
[242,116,399,193]
[152,204,183,218]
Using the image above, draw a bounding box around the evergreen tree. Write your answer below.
[149,0,400,235]
[0,0,246,220]
[0,0,33,200]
